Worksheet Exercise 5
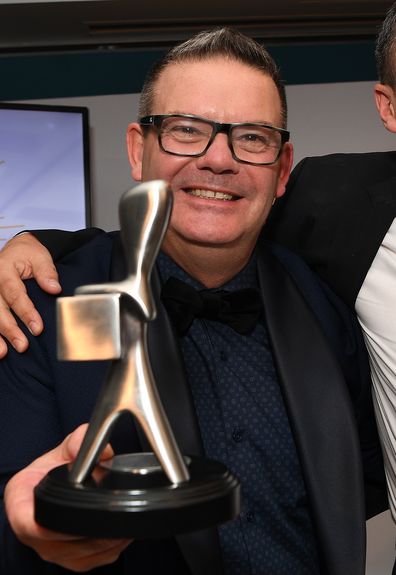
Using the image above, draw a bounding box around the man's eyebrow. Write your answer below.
[156,113,280,127]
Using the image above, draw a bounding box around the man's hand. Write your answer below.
[0,233,61,358]
[4,424,132,571]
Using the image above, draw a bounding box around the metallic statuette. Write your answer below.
[35,180,240,538]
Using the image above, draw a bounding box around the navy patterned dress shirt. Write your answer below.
[157,250,321,575]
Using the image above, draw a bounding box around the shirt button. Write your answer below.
[246,511,255,523]
[219,350,228,362]
[232,427,244,442]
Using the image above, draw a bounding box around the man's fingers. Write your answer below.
[0,288,43,339]
[41,538,132,572]
[59,424,114,463]
[0,295,30,354]
[4,423,126,572]
[33,263,61,295]
[4,289,43,335]
[6,444,114,548]
[0,233,61,353]
[0,336,9,358]
[4,425,91,539]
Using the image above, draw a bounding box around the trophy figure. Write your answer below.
[35,180,240,538]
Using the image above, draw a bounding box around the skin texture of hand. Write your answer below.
[4,424,132,572]
[0,233,61,358]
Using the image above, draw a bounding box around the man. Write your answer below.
[0,28,387,575]
[265,1,396,524]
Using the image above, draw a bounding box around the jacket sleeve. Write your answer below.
[28,227,105,261]
[0,283,65,574]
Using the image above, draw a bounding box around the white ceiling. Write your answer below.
[0,0,393,52]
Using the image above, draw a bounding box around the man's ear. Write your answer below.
[126,123,144,181]
[275,142,294,199]
[374,83,396,133]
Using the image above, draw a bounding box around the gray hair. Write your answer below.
[138,27,288,128]
[375,2,396,86]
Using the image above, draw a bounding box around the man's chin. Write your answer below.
[167,230,245,250]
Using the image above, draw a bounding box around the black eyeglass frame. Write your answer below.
[139,114,290,166]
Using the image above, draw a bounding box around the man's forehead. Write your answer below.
[151,58,281,122]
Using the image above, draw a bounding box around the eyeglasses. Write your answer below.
[139,114,290,166]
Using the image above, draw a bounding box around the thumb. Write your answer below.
[31,423,114,476]
[4,424,114,543]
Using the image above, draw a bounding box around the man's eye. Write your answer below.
[172,125,199,134]
[237,133,270,146]
[165,124,206,140]
[246,133,264,141]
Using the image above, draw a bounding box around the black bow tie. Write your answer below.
[161,276,262,336]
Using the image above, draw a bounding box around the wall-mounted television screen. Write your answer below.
[0,102,91,248]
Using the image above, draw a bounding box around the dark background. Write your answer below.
[0,0,394,100]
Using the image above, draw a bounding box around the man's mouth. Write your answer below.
[185,189,238,201]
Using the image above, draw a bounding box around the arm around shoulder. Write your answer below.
[0,227,105,357]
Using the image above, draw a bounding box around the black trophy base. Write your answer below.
[34,453,240,538]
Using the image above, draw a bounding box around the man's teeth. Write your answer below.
[187,189,235,201]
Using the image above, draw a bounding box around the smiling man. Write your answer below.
[0,28,387,575]
[129,54,291,287]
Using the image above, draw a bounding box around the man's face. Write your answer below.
[127,57,293,261]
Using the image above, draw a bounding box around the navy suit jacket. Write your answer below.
[0,230,387,575]
[266,151,396,307]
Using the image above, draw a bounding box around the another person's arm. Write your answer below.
[0,228,103,357]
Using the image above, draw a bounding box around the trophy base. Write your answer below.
[34,453,240,538]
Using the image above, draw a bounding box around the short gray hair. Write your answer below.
[138,27,288,128]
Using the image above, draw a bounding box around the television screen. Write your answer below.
[0,102,91,248]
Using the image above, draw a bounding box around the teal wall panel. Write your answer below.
[0,40,377,101]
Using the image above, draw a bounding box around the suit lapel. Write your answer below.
[257,245,366,575]
[110,237,223,575]
[148,270,204,455]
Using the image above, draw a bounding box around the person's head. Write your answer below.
[138,27,288,128]
[126,28,293,280]
[375,2,396,132]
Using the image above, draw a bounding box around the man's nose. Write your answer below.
[195,133,239,173]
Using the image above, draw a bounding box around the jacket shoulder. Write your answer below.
[266,241,362,372]
[296,150,396,169]
[55,231,118,296]
[291,151,396,185]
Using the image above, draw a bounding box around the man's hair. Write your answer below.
[138,27,288,128]
[375,2,396,87]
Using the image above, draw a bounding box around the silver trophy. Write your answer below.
[35,180,240,538]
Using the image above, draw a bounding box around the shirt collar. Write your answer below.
[156,250,258,292]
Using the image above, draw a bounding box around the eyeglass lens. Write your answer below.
[159,116,283,164]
